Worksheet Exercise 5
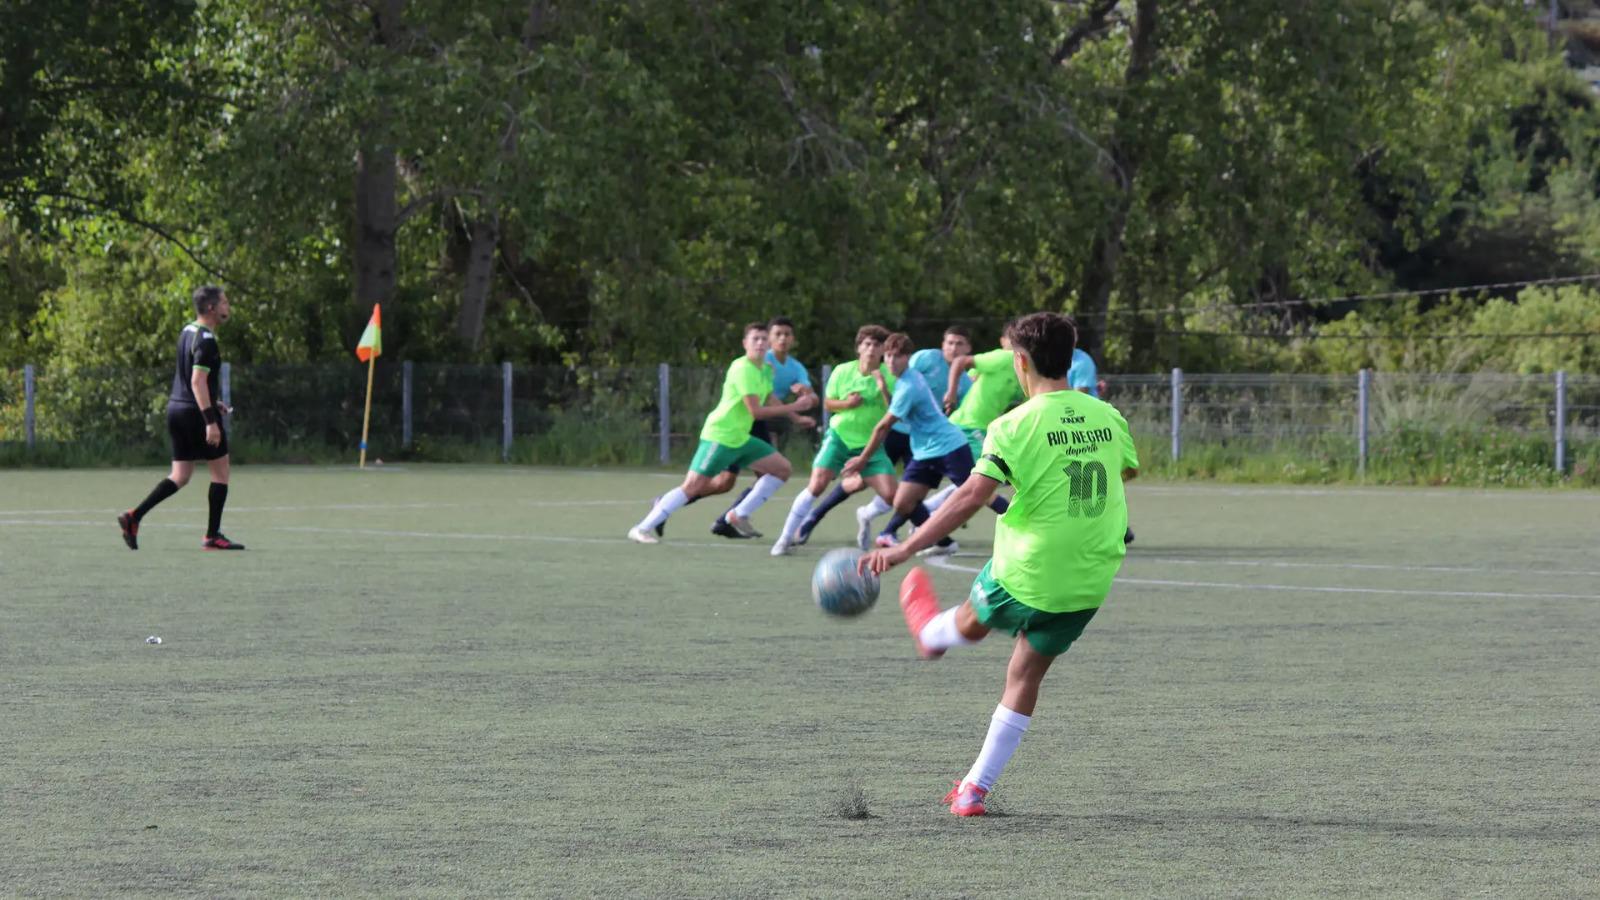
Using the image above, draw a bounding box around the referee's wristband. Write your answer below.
[203,406,221,425]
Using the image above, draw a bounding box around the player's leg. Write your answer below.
[772,466,832,555]
[875,478,933,547]
[715,420,772,530]
[631,445,724,543]
[723,439,788,537]
[797,474,862,543]
[121,406,202,549]
[895,566,990,660]
[855,430,912,544]
[201,453,245,550]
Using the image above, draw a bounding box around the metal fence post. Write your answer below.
[1169,368,1182,461]
[820,364,834,433]
[501,361,513,463]
[1554,370,1567,474]
[220,362,232,431]
[1357,368,1371,474]
[24,364,35,449]
[658,363,671,465]
[402,360,414,450]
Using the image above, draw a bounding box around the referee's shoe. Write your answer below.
[202,533,247,551]
[117,511,139,550]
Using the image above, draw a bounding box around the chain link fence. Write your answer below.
[2,363,1596,479]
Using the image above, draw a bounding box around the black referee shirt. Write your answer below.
[169,321,222,407]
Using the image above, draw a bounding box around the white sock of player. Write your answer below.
[638,488,689,531]
[923,484,958,514]
[780,490,816,540]
[732,474,785,519]
[918,606,975,652]
[859,494,892,519]
[964,704,1031,791]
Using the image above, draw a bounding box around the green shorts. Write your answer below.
[960,426,985,459]
[812,431,894,477]
[969,560,1099,656]
[689,437,777,476]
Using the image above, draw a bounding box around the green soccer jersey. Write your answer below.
[825,361,895,448]
[950,348,1023,431]
[972,390,1139,613]
[700,356,775,447]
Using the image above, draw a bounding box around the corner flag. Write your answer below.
[356,304,382,361]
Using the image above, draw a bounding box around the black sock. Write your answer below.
[207,482,228,538]
[802,485,852,531]
[882,502,931,537]
[133,478,180,522]
[721,486,753,520]
[988,495,1010,514]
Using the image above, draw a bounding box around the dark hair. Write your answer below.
[855,324,890,345]
[743,321,769,337]
[1003,312,1077,379]
[943,324,972,341]
[883,332,915,357]
[768,316,796,332]
[192,285,226,316]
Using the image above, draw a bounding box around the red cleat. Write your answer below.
[117,511,139,551]
[201,533,246,551]
[943,780,988,817]
[898,566,945,660]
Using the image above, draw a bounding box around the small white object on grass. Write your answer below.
[145,636,162,645]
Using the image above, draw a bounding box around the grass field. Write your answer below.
[2,465,1598,897]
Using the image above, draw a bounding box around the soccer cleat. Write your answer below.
[943,780,988,817]
[725,514,762,539]
[854,505,876,550]
[709,517,750,539]
[201,533,246,551]
[117,511,139,551]
[874,533,898,549]
[627,526,660,545]
[898,566,945,660]
[1124,526,1135,545]
[770,534,794,557]
[917,539,959,558]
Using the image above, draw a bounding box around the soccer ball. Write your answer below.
[812,548,880,617]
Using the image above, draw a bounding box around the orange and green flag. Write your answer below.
[355,304,382,362]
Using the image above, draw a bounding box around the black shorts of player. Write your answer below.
[901,444,976,489]
[167,403,229,461]
[726,419,774,475]
[883,429,913,468]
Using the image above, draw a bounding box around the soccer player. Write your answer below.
[801,325,973,545]
[116,285,246,551]
[629,322,815,544]
[859,311,1138,817]
[769,325,897,556]
[841,333,1008,551]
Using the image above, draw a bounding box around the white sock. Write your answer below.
[964,704,1031,791]
[918,606,975,652]
[733,474,785,519]
[638,488,689,531]
[859,495,892,519]
[924,484,958,513]
[780,491,816,540]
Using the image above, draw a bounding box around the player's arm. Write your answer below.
[863,473,1000,574]
[744,392,813,421]
[840,413,897,476]
[871,369,893,408]
[825,392,862,412]
[945,355,976,413]
[190,365,223,446]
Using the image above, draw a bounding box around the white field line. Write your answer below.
[1134,556,1600,579]
[0,499,647,516]
[925,556,1598,602]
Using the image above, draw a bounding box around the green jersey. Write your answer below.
[972,390,1139,613]
[700,356,775,447]
[950,348,1023,431]
[825,361,895,447]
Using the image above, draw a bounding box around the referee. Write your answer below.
[117,285,246,551]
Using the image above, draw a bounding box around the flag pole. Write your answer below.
[359,353,376,468]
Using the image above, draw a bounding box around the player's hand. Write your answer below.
[792,392,818,412]
[841,455,863,476]
[859,544,910,575]
[205,423,222,446]
[872,371,887,389]
[843,392,863,409]
[791,414,816,430]
[942,389,958,414]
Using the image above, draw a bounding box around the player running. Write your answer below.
[769,325,897,556]
[629,321,815,544]
[859,311,1139,817]
[116,285,246,551]
[840,333,1008,552]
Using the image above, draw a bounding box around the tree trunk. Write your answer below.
[456,209,500,351]
[352,0,404,324]
[1074,0,1159,362]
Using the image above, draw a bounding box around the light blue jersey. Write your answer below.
[893,348,971,434]
[889,368,968,460]
[766,350,812,400]
[1068,348,1099,398]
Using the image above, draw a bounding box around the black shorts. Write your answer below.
[884,429,914,467]
[901,444,976,489]
[167,403,228,461]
